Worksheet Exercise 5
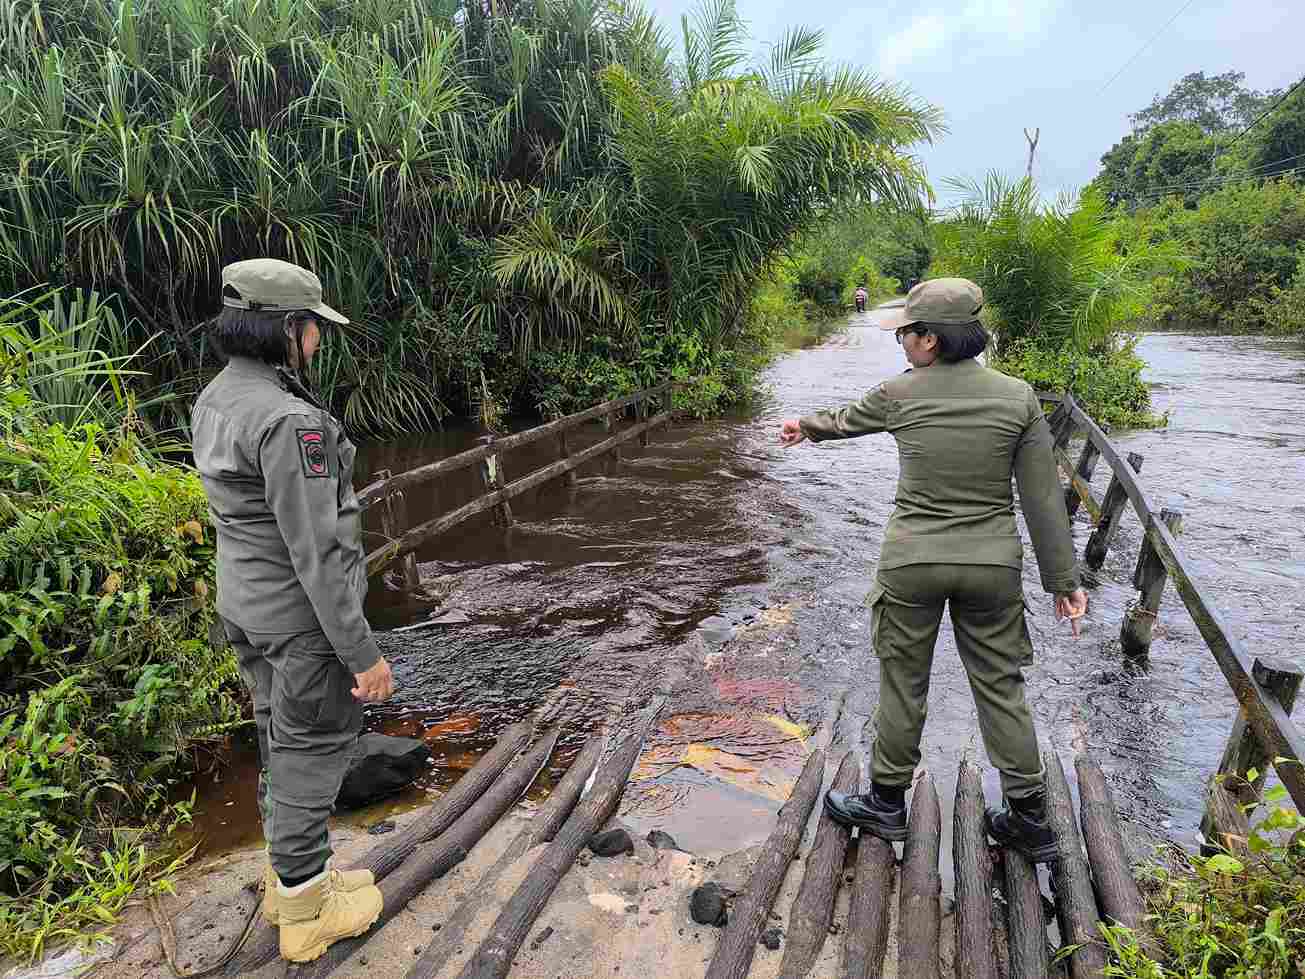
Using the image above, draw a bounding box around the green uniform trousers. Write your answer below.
[223,618,362,881]
[868,564,1045,801]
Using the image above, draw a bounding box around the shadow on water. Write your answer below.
[187,325,1305,886]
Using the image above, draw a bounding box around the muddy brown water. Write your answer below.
[189,325,1305,888]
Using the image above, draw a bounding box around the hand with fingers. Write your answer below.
[780,419,807,447]
[1055,588,1089,638]
[352,656,395,703]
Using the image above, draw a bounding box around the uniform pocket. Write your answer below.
[865,583,891,660]
[1017,596,1035,667]
[278,649,358,734]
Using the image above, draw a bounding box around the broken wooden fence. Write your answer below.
[358,379,676,585]
[1041,390,1304,847]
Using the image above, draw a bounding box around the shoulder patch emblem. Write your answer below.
[296,429,329,478]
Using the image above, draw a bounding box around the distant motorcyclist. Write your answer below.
[854,286,868,314]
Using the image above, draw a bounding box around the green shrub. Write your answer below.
[991,337,1163,429]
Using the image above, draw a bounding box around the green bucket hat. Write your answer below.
[221,258,349,325]
[867,277,983,331]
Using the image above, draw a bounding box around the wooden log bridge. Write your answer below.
[358,379,680,583]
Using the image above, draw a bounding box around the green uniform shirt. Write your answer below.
[191,357,381,674]
[799,358,1080,595]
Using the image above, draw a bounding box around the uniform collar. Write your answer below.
[225,356,284,382]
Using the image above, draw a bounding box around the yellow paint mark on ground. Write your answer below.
[763,715,811,741]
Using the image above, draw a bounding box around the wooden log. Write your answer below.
[1054,447,1103,525]
[898,773,941,979]
[1044,752,1106,979]
[1075,757,1157,959]
[1120,508,1183,657]
[1201,776,1251,861]
[556,429,578,487]
[366,409,671,574]
[1060,394,1152,526]
[288,729,562,979]
[1205,657,1303,815]
[225,719,535,976]
[704,750,827,979]
[636,395,649,448]
[356,382,671,509]
[1000,848,1050,979]
[954,760,998,979]
[606,410,622,462]
[777,751,859,979]
[1084,452,1143,570]
[407,733,605,979]
[378,483,421,592]
[478,439,514,527]
[448,679,677,979]
[1063,436,1103,520]
[842,834,895,979]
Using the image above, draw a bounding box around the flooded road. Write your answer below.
[194,325,1305,873]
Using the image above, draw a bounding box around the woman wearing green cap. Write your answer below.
[780,277,1088,863]
[191,258,392,961]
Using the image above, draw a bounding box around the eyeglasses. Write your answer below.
[895,327,927,344]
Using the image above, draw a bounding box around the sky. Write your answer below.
[640,0,1305,206]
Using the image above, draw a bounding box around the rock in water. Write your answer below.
[690,883,729,926]
[588,828,635,857]
[646,829,681,851]
[760,927,783,950]
[336,734,431,810]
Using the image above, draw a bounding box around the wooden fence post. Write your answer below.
[1064,430,1105,519]
[374,469,420,592]
[606,408,621,462]
[1120,508,1182,657]
[636,394,649,448]
[556,428,578,487]
[479,438,514,527]
[1201,657,1303,851]
[1084,452,1143,570]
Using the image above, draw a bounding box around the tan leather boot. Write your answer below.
[262,859,377,924]
[276,870,383,962]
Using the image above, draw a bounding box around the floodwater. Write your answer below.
[190,325,1305,880]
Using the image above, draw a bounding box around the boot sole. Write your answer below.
[823,795,908,842]
[986,818,1059,864]
[282,903,383,963]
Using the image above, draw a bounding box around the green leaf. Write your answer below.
[1204,854,1244,875]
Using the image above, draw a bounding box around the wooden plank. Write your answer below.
[408,734,604,979]
[1084,452,1143,571]
[357,382,672,508]
[954,760,997,979]
[1120,508,1182,656]
[898,774,941,979]
[224,719,535,975]
[842,836,895,979]
[288,729,561,979]
[705,751,826,979]
[1054,446,1102,524]
[1060,394,1152,526]
[1000,848,1050,979]
[777,751,859,979]
[1045,753,1107,979]
[478,441,514,527]
[366,409,671,574]
[1147,518,1305,814]
[448,672,679,979]
[1076,757,1158,959]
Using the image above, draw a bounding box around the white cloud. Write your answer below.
[876,0,1060,75]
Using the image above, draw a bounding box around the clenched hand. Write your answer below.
[779,419,807,447]
[352,656,395,703]
[1055,589,1089,638]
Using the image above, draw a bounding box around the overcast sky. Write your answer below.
[641,0,1304,205]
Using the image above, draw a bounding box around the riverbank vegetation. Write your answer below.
[0,0,939,437]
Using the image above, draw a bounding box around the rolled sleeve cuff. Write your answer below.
[1040,569,1082,595]
[798,416,830,442]
[336,635,382,674]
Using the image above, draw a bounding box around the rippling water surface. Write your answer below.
[192,326,1305,867]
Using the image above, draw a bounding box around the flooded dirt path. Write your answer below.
[192,325,1305,879]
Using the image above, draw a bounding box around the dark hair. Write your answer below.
[922,321,989,362]
[209,286,312,364]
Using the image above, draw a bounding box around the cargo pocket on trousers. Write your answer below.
[1017,597,1035,667]
[279,651,356,735]
[864,583,892,659]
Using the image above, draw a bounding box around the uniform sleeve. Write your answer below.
[1013,391,1081,594]
[260,413,381,674]
[798,383,892,441]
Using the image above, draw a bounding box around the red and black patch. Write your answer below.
[296,429,329,478]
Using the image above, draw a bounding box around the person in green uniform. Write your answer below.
[192,259,391,961]
[779,277,1088,863]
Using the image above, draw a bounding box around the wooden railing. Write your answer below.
[359,379,676,583]
[1041,391,1304,843]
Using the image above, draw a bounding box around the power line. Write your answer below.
[1131,164,1305,204]
[1097,0,1201,96]
[1220,75,1305,153]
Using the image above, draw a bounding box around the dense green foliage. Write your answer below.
[785,202,931,309]
[0,0,938,435]
[931,174,1168,426]
[1,292,238,958]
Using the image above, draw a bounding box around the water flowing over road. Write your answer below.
[194,324,1305,871]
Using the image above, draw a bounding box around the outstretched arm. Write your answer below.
[781,383,893,446]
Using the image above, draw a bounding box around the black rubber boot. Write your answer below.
[823,784,908,841]
[986,796,1058,864]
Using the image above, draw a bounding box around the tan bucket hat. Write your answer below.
[867,277,983,331]
[221,258,349,325]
